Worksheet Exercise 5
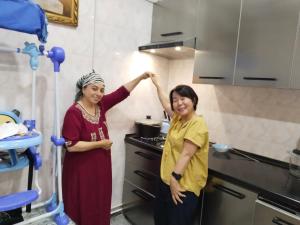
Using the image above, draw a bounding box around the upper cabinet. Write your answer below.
[234,0,300,88]
[151,0,198,43]
[151,0,300,90]
[193,0,241,85]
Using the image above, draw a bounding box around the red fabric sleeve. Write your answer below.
[62,107,82,147]
[101,86,130,112]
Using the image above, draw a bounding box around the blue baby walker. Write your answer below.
[0,0,69,224]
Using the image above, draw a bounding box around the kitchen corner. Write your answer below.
[123,134,300,225]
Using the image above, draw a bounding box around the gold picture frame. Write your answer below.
[36,0,79,27]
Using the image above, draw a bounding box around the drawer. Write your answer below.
[122,180,155,225]
[125,143,161,175]
[125,166,159,195]
[125,143,161,194]
[122,180,155,209]
[253,199,300,225]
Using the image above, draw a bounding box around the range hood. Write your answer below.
[138,38,197,59]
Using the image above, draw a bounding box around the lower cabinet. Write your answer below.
[200,176,257,225]
[123,180,155,225]
[253,199,300,225]
[122,143,160,225]
[123,142,201,225]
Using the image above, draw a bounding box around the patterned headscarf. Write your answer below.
[75,70,105,101]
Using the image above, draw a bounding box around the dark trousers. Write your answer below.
[154,179,199,225]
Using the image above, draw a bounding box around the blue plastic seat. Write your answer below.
[0,132,42,172]
[0,190,38,212]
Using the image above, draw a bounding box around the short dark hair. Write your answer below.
[169,85,198,111]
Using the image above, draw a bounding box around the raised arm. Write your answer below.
[123,72,151,92]
[150,73,173,118]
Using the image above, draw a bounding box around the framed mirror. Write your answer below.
[36,0,79,27]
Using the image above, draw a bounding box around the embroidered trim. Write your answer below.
[75,103,100,124]
[91,132,97,142]
[98,128,105,140]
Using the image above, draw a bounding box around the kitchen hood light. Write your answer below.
[150,49,156,53]
[175,46,181,51]
[138,38,196,59]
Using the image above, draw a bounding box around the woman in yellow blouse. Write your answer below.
[150,74,209,225]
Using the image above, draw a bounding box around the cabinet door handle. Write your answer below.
[132,189,153,201]
[161,32,183,37]
[199,76,225,79]
[134,170,156,181]
[134,151,157,160]
[272,217,294,225]
[243,77,277,81]
[213,184,245,199]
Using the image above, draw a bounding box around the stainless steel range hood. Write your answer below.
[138,38,197,59]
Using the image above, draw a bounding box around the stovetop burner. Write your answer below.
[132,135,166,149]
[140,136,166,142]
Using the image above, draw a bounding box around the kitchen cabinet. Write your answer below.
[234,0,300,88]
[151,0,198,43]
[122,180,155,225]
[123,137,201,225]
[201,176,257,225]
[122,142,160,225]
[193,0,241,85]
[253,198,300,225]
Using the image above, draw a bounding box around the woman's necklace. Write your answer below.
[78,101,96,116]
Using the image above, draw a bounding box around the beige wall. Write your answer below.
[167,58,300,162]
[0,0,168,209]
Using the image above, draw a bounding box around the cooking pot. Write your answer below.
[289,149,300,178]
[135,116,161,138]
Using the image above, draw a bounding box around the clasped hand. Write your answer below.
[170,176,186,205]
[99,139,113,150]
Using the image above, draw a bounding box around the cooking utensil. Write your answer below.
[135,115,161,138]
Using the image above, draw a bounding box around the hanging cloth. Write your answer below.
[0,0,48,43]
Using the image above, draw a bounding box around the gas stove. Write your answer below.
[131,135,166,149]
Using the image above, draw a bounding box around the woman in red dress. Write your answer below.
[62,70,151,225]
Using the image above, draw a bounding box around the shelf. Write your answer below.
[0,190,38,212]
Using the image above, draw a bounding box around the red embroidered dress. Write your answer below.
[62,86,129,225]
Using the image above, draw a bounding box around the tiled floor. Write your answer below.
[111,213,131,225]
[22,207,75,225]
[21,208,131,225]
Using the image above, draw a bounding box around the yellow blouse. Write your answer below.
[160,113,209,196]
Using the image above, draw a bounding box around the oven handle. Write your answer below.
[132,189,153,201]
[134,170,156,181]
[134,151,158,160]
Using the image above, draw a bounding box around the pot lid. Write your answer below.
[135,115,161,126]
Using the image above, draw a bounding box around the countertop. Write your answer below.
[125,134,300,214]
